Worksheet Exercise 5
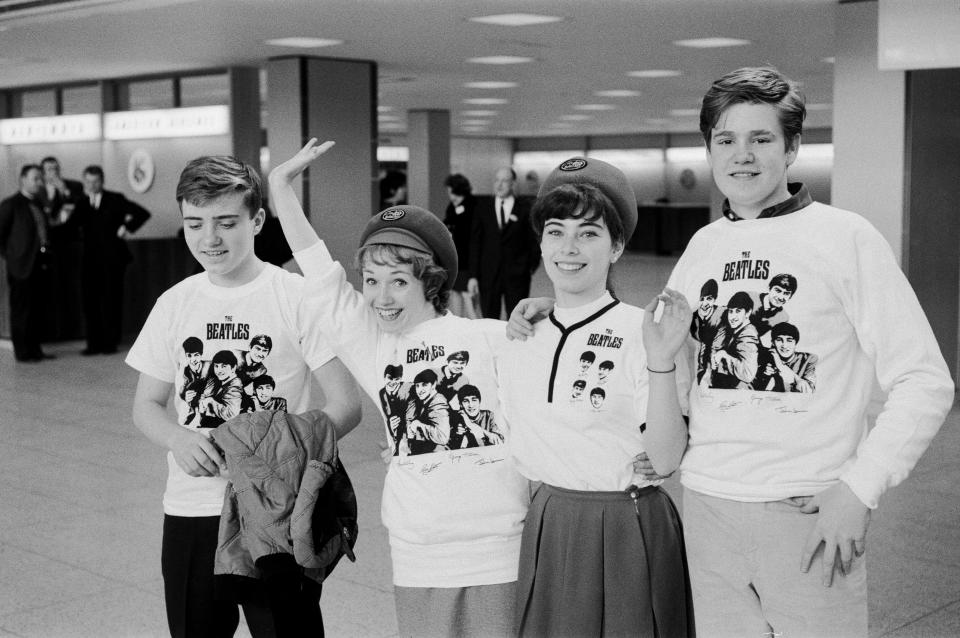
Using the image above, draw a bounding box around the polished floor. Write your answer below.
[1,252,958,637]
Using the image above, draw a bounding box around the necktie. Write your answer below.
[499,201,507,229]
[90,194,97,210]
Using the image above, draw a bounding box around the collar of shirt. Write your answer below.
[495,195,514,213]
[722,182,812,222]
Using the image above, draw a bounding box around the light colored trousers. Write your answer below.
[683,487,867,638]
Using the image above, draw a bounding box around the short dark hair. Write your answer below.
[590,387,605,398]
[599,360,614,371]
[83,165,104,179]
[458,384,481,402]
[768,273,797,294]
[20,164,40,179]
[384,364,403,378]
[413,368,439,384]
[448,351,469,363]
[580,351,596,363]
[250,334,272,351]
[444,174,472,197]
[573,379,586,389]
[699,66,806,150]
[40,156,59,168]
[252,375,276,390]
[700,279,719,299]
[182,336,203,354]
[531,183,626,248]
[211,350,238,367]
[176,155,262,218]
[771,322,800,342]
[727,291,754,312]
[357,243,449,314]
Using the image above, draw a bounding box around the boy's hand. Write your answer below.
[632,451,674,480]
[799,482,871,586]
[169,428,226,477]
[268,138,336,185]
[642,288,692,369]
[506,297,555,341]
[379,441,393,465]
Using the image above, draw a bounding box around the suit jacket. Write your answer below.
[74,190,150,266]
[443,195,477,290]
[0,192,44,280]
[468,195,539,292]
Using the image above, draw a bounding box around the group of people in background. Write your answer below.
[0,156,150,361]
[1,64,952,638]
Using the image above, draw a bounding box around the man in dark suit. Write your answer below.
[74,165,151,355]
[38,156,83,232]
[0,164,53,362]
[467,167,540,318]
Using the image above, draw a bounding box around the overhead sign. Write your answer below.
[104,105,230,140]
[0,114,101,144]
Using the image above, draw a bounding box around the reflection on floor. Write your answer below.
[1,252,957,637]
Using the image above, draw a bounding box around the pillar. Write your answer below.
[406,109,450,216]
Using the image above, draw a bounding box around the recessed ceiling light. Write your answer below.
[379,122,405,130]
[461,110,499,116]
[463,81,518,89]
[670,108,700,117]
[378,115,401,122]
[573,104,616,111]
[469,13,564,26]
[559,114,592,121]
[627,69,682,78]
[806,103,832,111]
[673,37,750,48]
[467,56,534,65]
[822,57,836,64]
[460,119,491,126]
[463,98,509,105]
[377,106,393,113]
[594,89,640,98]
[264,37,344,48]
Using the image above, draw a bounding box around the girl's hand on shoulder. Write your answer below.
[642,287,692,366]
[269,138,336,186]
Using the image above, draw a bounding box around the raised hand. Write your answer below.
[268,138,336,186]
[642,288,692,369]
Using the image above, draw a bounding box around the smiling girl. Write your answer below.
[497,157,696,637]
[268,140,528,638]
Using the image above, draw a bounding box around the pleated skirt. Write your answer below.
[517,484,695,638]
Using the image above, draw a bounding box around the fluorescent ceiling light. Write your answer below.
[463,97,509,105]
[573,104,616,111]
[469,13,563,26]
[379,122,404,130]
[463,81,518,89]
[666,147,708,163]
[377,146,409,162]
[467,56,534,65]
[670,108,700,117]
[559,114,592,121]
[548,122,574,127]
[673,37,750,48]
[264,37,344,48]
[378,115,401,122]
[377,105,393,113]
[594,89,640,97]
[460,119,490,126]
[461,126,489,133]
[461,110,498,116]
[628,69,681,78]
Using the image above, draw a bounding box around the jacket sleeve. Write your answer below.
[120,194,151,233]
[0,199,12,258]
[468,205,484,282]
[838,223,955,508]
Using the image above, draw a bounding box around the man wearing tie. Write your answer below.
[0,165,54,362]
[468,166,540,318]
[74,165,151,355]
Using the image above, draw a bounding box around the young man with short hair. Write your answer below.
[126,155,360,637]
[665,66,955,637]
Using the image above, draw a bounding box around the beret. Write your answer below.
[539,157,638,240]
[359,205,457,291]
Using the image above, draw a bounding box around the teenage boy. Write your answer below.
[664,66,955,637]
[268,139,529,638]
[126,155,360,638]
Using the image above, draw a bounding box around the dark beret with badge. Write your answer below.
[539,157,639,240]
[359,205,458,291]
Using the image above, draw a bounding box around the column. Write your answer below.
[266,56,378,282]
[406,109,450,217]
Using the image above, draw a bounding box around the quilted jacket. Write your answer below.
[210,409,357,585]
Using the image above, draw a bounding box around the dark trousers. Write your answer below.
[162,515,324,638]
[81,260,126,351]
[8,266,46,360]
[479,278,530,319]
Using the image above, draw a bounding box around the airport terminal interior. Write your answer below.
[1,0,959,637]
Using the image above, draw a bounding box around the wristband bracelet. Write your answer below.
[646,364,676,374]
